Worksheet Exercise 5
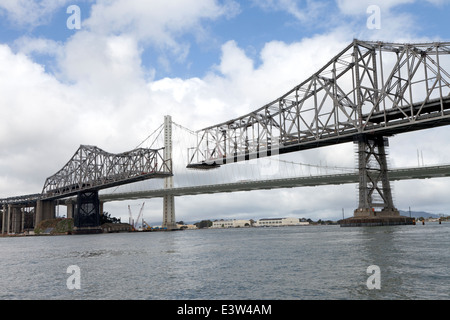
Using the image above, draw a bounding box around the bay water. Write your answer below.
[0,222,448,300]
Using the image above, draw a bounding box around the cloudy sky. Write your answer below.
[1,0,450,224]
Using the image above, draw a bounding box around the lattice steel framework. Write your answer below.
[187,40,450,168]
[42,145,172,199]
[74,191,100,228]
[354,134,394,211]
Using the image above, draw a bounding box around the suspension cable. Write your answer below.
[135,123,164,149]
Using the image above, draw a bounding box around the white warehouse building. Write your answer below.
[255,217,309,227]
[211,219,252,228]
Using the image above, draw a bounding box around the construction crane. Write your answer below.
[128,202,145,230]
[135,202,145,229]
[142,220,152,231]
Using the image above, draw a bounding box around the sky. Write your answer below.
[1,0,450,224]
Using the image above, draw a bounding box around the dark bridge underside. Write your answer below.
[188,97,450,169]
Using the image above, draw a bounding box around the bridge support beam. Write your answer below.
[340,134,414,227]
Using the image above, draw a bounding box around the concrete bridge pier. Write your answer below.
[35,199,56,227]
[66,201,74,219]
[10,206,22,234]
[1,205,28,234]
[1,204,6,234]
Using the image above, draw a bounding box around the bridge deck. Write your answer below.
[101,164,450,202]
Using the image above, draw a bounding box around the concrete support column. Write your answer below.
[66,201,74,219]
[1,204,6,234]
[35,200,56,226]
[11,207,22,234]
[21,208,25,233]
[163,194,176,229]
[7,205,11,234]
[162,115,176,230]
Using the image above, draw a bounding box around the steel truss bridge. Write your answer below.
[188,40,450,168]
[2,39,450,232]
[187,39,450,224]
[1,145,171,233]
[41,145,171,200]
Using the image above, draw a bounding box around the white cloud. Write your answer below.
[84,0,240,59]
[0,0,70,28]
[0,44,79,192]
[12,36,64,58]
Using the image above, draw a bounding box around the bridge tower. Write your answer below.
[355,135,397,214]
[162,115,176,230]
[339,134,414,226]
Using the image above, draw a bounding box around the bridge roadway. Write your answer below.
[100,164,450,202]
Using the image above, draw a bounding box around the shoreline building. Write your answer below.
[211,219,252,228]
[211,217,310,228]
[255,217,309,227]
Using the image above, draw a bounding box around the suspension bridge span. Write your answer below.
[2,39,450,233]
[101,164,450,201]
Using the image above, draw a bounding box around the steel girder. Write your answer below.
[0,194,42,206]
[42,145,172,199]
[187,39,450,168]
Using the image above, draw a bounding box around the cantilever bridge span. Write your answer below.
[187,39,450,225]
[188,40,450,168]
[41,145,171,200]
[1,145,172,234]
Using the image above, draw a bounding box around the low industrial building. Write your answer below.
[211,219,252,228]
[255,217,309,227]
[211,217,309,228]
